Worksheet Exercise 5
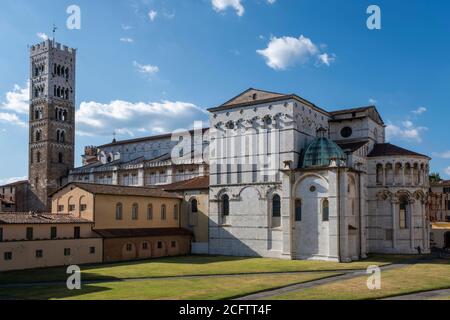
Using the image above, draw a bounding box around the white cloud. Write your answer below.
[37,32,49,41]
[257,35,335,70]
[445,166,450,176]
[120,37,134,43]
[432,151,450,159]
[148,10,158,21]
[1,83,29,114]
[133,61,159,75]
[386,121,428,143]
[212,0,245,16]
[0,176,27,186]
[0,112,27,128]
[76,100,208,137]
[267,0,276,4]
[369,98,377,104]
[412,107,427,115]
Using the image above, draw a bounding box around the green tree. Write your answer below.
[429,172,442,183]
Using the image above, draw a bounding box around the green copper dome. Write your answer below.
[302,137,346,168]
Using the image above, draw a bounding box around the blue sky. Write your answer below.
[1,0,450,183]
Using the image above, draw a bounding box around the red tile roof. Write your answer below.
[163,176,209,191]
[0,213,93,225]
[94,228,193,238]
[52,183,182,199]
[368,143,429,158]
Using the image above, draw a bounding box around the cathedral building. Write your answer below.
[0,40,435,270]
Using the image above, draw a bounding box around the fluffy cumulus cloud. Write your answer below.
[75,99,208,137]
[133,61,159,75]
[0,83,29,128]
[212,0,245,16]
[0,176,27,185]
[267,0,276,4]
[257,35,335,70]
[386,120,428,143]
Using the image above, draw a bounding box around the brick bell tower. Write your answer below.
[28,39,76,211]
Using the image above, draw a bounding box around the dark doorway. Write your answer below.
[445,232,450,249]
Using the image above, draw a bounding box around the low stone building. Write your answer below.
[51,183,193,262]
[0,213,102,272]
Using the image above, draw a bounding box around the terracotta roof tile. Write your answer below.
[0,213,93,225]
[53,183,182,199]
[94,228,193,238]
[368,143,429,158]
[162,176,209,191]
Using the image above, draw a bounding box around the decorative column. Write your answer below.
[422,201,428,250]
[402,164,406,186]
[382,164,386,186]
[391,198,398,249]
[409,199,415,250]
[138,168,145,186]
[112,170,118,185]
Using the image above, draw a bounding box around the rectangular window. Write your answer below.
[157,241,163,249]
[174,205,179,220]
[126,243,132,252]
[4,252,12,261]
[171,241,177,248]
[90,247,95,254]
[385,229,393,241]
[80,204,87,212]
[142,242,148,250]
[51,226,57,240]
[295,199,302,222]
[74,227,81,239]
[26,227,33,240]
[69,205,76,212]
[35,250,43,258]
[64,248,71,256]
[58,205,64,212]
[0,227,3,242]
[447,200,450,211]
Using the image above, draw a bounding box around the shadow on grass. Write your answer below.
[0,284,112,300]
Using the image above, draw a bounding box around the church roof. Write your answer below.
[51,183,182,199]
[329,106,384,126]
[0,213,92,225]
[208,88,330,116]
[337,140,369,153]
[163,176,209,191]
[367,143,429,158]
[302,137,346,168]
[94,228,193,239]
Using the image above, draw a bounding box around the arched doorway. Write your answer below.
[445,232,450,249]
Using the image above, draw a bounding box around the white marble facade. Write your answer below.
[207,89,430,261]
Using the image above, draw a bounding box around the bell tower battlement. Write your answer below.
[28,39,76,211]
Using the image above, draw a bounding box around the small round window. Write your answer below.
[310,186,316,193]
[341,127,353,138]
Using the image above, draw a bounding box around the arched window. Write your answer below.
[132,203,139,220]
[221,195,230,216]
[35,130,41,142]
[295,199,302,221]
[36,151,41,163]
[147,204,153,220]
[115,203,123,220]
[56,130,60,142]
[173,204,179,220]
[58,152,63,164]
[60,131,65,143]
[161,204,167,220]
[399,197,408,229]
[189,198,198,226]
[271,194,281,228]
[322,199,329,222]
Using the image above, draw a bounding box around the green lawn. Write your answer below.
[270,259,450,300]
[0,272,340,300]
[0,254,420,285]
